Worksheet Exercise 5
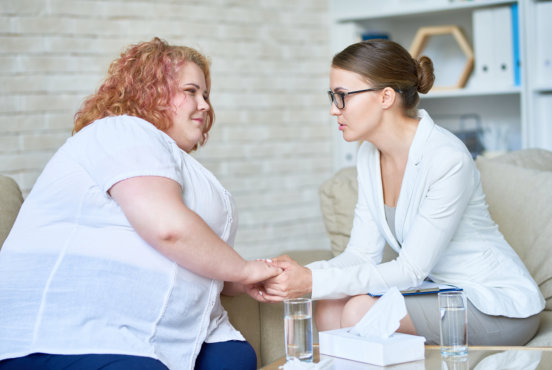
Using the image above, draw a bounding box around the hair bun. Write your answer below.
[415,56,435,94]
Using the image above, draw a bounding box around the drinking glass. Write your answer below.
[441,354,469,370]
[284,298,313,362]
[438,291,468,357]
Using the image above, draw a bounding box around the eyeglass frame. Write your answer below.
[327,87,402,109]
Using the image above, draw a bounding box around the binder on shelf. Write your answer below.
[493,6,514,87]
[511,3,521,86]
[361,31,390,41]
[472,7,494,87]
[536,1,552,86]
[472,5,517,88]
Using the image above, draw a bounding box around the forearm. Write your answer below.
[109,176,259,284]
[309,257,421,300]
[150,208,249,283]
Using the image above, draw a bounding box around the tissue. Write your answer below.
[319,287,426,366]
[348,286,406,338]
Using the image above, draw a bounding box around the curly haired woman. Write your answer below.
[0,38,279,370]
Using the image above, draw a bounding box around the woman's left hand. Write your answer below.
[261,255,313,300]
[242,283,281,303]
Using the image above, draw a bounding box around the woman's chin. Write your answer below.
[342,133,357,142]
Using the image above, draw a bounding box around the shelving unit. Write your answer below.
[328,0,552,170]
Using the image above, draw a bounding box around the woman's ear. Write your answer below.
[380,87,397,109]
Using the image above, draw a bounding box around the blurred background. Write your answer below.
[0,0,334,259]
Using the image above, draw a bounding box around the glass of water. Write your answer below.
[284,298,313,362]
[438,291,468,357]
[441,354,469,370]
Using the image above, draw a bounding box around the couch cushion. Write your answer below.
[319,167,398,263]
[484,148,552,171]
[319,167,358,257]
[476,152,552,310]
[0,175,24,248]
[527,310,552,346]
[282,249,334,266]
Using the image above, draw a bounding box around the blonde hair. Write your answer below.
[73,37,214,151]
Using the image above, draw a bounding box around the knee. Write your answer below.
[314,299,333,330]
[195,340,256,370]
[341,295,378,328]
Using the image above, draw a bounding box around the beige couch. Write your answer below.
[1,148,551,367]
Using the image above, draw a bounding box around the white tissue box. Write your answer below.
[319,327,425,366]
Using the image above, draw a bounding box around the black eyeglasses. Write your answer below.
[327,88,382,109]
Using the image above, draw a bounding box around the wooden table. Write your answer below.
[262,345,552,369]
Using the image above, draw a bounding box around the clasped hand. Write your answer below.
[245,255,312,303]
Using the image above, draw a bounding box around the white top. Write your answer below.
[308,110,545,318]
[0,115,243,369]
[384,205,397,242]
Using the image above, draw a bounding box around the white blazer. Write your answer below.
[308,110,544,318]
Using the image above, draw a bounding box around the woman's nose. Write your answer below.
[330,102,341,116]
[197,96,210,111]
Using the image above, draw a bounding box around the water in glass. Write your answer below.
[440,306,468,356]
[284,313,313,362]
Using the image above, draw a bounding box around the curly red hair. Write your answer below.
[73,37,214,151]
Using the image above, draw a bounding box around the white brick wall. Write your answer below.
[0,0,334,259]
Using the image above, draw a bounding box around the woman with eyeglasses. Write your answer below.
[0,38,280,370]
[262,39,544,346]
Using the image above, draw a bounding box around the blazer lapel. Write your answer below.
[395,110,434,244]
[369,145,402,252]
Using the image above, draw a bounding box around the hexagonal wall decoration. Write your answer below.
[409,25,474,90]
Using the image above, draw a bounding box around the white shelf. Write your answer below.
[423,86,521,99]
[329,0,552,168]
[332,0,516,22]
[533,85,552,93]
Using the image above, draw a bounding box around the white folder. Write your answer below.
[472,8,495,87]
[536,1,552,86]
[492,6,515,87]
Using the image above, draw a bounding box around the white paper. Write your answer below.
[348,286,406,338]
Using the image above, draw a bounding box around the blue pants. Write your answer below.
[0,353,168,370]
[0,340,256,370]
[196,340,257,369]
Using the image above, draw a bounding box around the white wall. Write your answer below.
[0,0,334,259]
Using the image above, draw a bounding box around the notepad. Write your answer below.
[368,281,462,297]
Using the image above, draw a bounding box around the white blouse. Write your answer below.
[0,115,242,369]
